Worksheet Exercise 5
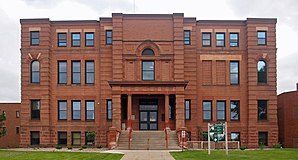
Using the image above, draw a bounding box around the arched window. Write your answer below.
[142,48,154,56]
[257,60,267,83]
[31,61,40,83]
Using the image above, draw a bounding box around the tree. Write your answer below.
[0,111,7,137]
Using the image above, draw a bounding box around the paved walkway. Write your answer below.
[104,150,176,160]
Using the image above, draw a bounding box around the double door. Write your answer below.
[139,102,158,130]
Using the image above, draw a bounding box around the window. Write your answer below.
[30,131,40,145]
[231,132,240,141]
[216,33,225,47]
[142,61,155,80]
[258,132,268,146]
[169,95,176,120]
[230,61,239,85]
[257,31,267,45]
[71,33,80,47]
[257,60,267,83]
[184,30,191,45]
[106,30,112,45]
[230,33,239,47]
[72,101,81,120]
[230,101,240,121]
[31,100,40,120]
[71,61,80,84]
[86,101,95,120]
[58,101,67,120]
[72,132,81,146]
[203,101,212,121]
[258,100,267,120]
[58,33,67,47]
[30,31,39,46]
[142,48,154,56]
[16,111,20,118]
[202,32,211,47]
[216,101,226,120]
[85,32,94,47]
[31,61,40,83]
[16,127,20,134]
[185,100,191,120]
[58,132,67,145]
[107,100,112,120]
[85,132,95,145]
[85,61,94,84]
[58,61,67,84]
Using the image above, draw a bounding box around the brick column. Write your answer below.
[127,94,132,130]
[176,94,185,130]
[165,94,170,129]
[112,94,121,130]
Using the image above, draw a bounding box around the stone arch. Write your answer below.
[135,40,160,56]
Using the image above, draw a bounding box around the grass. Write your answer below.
[170,149,298,160]
[0,150,123,160]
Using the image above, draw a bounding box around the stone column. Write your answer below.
[112,94,121,130]
[165,94,170,129]
[127,94,132,130]
[176,94,185,130]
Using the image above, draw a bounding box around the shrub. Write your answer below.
[55,145,62,149]
[259,142,265,150]
[67,146,73,150]
[273,142,282,149]
[97,145,103,149]
[240,145,247,150]
[81,145,87,149]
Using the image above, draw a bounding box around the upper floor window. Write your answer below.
[184,30,191,45]
[58,61,67,84]
[85,61,94,84]
[142,61,155,80]
[257,31,267,45]
[31,100,40,120]
[216,101,226,120]
[230,61,239,85]
[86,101,95,120]
[72,100,81,120]
[258,100,267,120]
[85,32,94,47]
[107,99,112,120]
[58,100,67,120]
[230,100,240,121]
[203,101,212,121]
[257,60,267,83]
[71,61,80,84]
[71,33,80,47]
[31,61,40,83]
[58,33,67,47]
[216,33,225,47]
[142,48,154,56]
[230,33,239,47]
[106,30,112,45]
[185,100,191,120]
[30,31,39,46]
[16,111,20,118]
[202,32,211,47]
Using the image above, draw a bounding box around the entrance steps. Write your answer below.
[116,130,180,150]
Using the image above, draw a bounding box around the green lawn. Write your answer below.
[0,150,123,160]
[171,149,298,160]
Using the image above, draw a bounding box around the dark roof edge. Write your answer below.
[20,18,50,23]
[0,102,21,104]
[247,18,277,23]
[278,90,298,96]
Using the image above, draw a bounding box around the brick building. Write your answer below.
[19,13,278,148]
[278,85,298,148]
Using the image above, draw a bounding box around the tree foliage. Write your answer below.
[0,111,7,137]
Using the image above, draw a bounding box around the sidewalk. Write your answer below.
[105,150,176,160]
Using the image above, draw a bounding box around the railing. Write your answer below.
[116,130,121,146]
[164,128,169,149]
[128,128,133,150]
[187,141,240,149]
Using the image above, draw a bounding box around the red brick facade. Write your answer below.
[19,13,278,148]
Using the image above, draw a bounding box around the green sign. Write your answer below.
[210,124,224,142]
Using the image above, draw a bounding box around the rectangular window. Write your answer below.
[106,30,112,45]
[230,33,239,47]
[58,61,67,84]
[58,132,67,145]
[58,100,67,120]
[85,32,94,47]
[72,101,81,120]
[58,33,67,47]
[230,101,240,121]
[30,31,39,46]
[203,101,212,121]
[16,127,20,134]
[169,96,176,120]
[185,100,191,120]
[71,33,80,47]
[258,100,267,120]
[85,132,95,145]
[184,30,191,45]
[230,61,239,85]
[107,99,112,120]
[231,132,240,141]
[216,101,226,120]
[257,31,267,45]
[31,100,40,120]
[258,132,268,146]
[16,111,20,118]
[85,61,94,84]
[216,33,225,47]
[71,61,80,84]
[142,61,155,80]
[86,101,95,120]
[202,32,211,47]
[30,131,40,145]
[72,132,81,146]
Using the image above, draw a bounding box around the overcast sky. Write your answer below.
[0,0,297,102]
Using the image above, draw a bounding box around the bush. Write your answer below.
[81,145,87,149]
[67,146,73,150]
[273,142,282,149]
[96,145,103,149]
[259,142,265,150]
[55,145,62,149]
[240,145,247,150]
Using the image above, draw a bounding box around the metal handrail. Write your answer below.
[128,128,133,150]
[164,128,169,149]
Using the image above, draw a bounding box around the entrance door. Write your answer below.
[139,99,158,130]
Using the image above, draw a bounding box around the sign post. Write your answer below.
[208,123,211,155]
[181,130,186,152]
[208,122,228,156]
[225,122,228,156]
